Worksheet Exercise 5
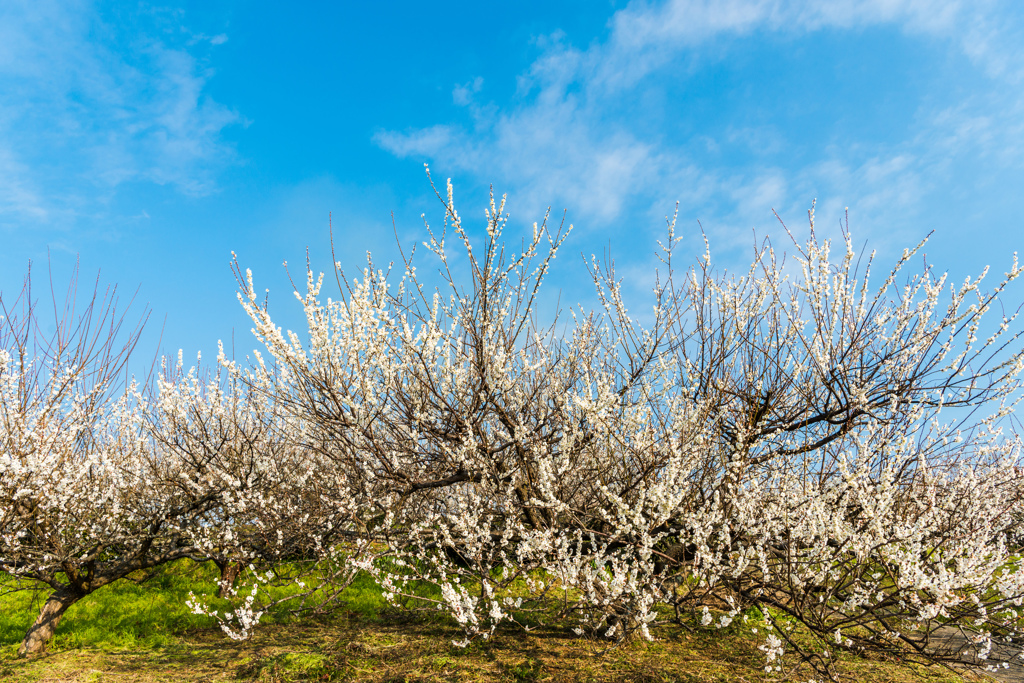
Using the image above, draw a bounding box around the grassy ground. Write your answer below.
[0,562,982,682]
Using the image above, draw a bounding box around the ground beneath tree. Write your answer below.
[927,625,1024,683]
[0,611,993,683]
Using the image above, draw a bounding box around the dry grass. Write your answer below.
[0,562,987,682]
[0,609,978,683]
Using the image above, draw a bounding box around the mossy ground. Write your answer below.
[0,562,983,682]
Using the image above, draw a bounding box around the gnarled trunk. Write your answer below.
[215,559,243,598]
[18,586,82,657]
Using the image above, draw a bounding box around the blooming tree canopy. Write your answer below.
[234,179,1024,679]
[4,180,1023,680]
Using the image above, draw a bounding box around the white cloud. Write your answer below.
[0,0,239,228]
[0,146,47,222]
[605,0,1017,80]
[453,77,484,106]
[375,0,1024,248]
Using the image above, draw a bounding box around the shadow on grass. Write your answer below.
[0,564,974,682]
[0,611,974,683]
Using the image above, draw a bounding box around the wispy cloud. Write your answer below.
[375,0,1024,248]
[0,0,239,229]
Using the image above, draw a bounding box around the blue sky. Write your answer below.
[3,0,1024,363]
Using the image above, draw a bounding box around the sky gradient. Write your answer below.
[3,0,1024,364]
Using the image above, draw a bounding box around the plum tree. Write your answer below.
[234,178,1024,678]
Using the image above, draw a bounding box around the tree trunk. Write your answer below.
[215,560,243,598]
[18,586,82,657]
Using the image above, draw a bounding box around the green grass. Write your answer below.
[0,561,220,653]
[0,561,980,682]
[0,560,393,656]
